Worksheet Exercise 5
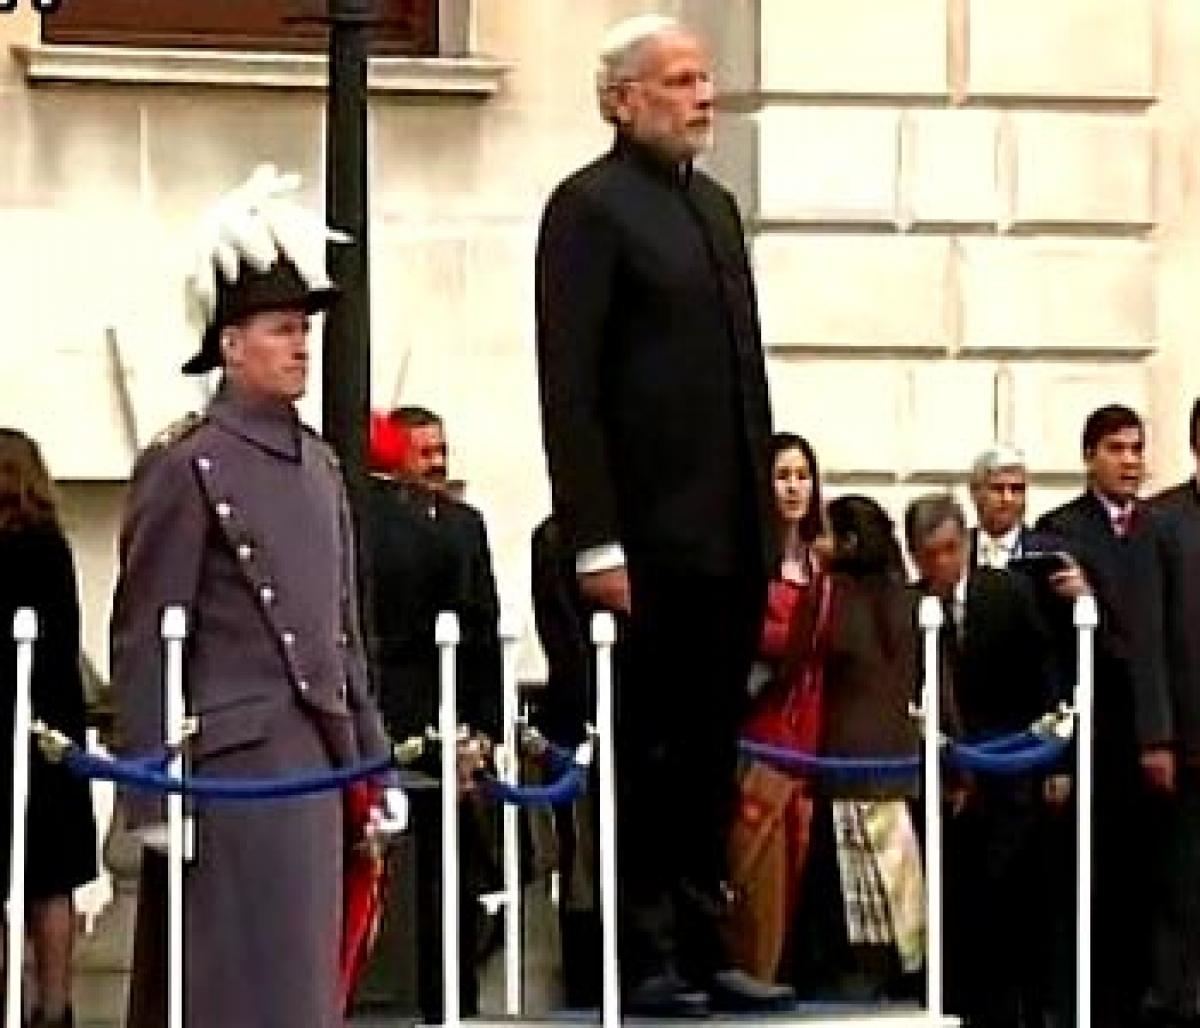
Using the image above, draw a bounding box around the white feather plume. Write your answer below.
[183,164,350,338]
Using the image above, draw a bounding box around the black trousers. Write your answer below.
[614,566,763,988]
[1146,767,1200,1025]
[412,790,498,1023]
[943,780,1042,1027]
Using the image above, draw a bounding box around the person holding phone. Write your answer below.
[1036,405,1177,1028]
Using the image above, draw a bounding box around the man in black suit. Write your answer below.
[907,493,1058,1027]
[1147,398,1200,1025]
[388,405,502,732]
[1036,404,1176,1028]
[357,411,501,1022]
[535,13,786,1016]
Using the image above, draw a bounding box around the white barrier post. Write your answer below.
[592,612,620,1028]
[498,613,523,1017]
[162,605,188,1028]
[918,596,945,1021]
[1074,595,1098,1028]
[6,609,37,1028]
[436,611,462,1028]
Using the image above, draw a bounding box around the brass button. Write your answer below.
[297,679,309,693]
[338,682,348,702]
[281,630,296,646]
[197,457,213,472]
[237,543,253,562]
[259,585,275,605]
[216,501,233,520]
[337,631,348,646]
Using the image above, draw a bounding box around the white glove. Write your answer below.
[366,786,409,840]
[134,819,195,862]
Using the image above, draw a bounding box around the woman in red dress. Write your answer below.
[726,432,829,983]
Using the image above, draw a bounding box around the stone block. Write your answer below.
[24,88,142,207]
[905,109,1002,225]
[143,92,322,214]
[758,106,900,223]
[1008,361,1150,472]
[968,0,1154,99]
[754,234,953,349]
[1013,113,1153,225]
[959,239,1154,351]
[907,360,1000,474]
[767,356,905,473]
[759,0,949,96]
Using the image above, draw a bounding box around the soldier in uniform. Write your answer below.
[110,168,399,1028]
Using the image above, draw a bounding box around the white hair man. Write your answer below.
[535,15,791,1017]
[968,445,1032,568]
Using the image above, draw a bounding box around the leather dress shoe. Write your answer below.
[707,968,796,1012]
[625,970,710,1018]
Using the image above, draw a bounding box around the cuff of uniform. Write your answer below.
[575,542,626,575]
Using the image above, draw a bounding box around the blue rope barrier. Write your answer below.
[476,737,591,807]
[946,736,1070,774]
[61,746,393,801]
[477,762,590,807]
[742,727,1071,779]
[740,739,921,780]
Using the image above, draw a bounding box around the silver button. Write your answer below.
[298,679,309,693]
[197,456,213,472]
[338,682,348,702]
[237,543,253,562]
[216,501,233,520]
[281,630,296,646]
[259,585,275,605]
[337,631,348,646]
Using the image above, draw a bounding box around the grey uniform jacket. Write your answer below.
[110,383,390,1028]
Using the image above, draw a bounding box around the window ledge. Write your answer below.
[12,43,510,96]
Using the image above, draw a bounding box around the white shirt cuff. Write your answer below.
[575,542,626,575]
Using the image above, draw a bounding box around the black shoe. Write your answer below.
[626,970,710,1018]
[707,968,796,1013]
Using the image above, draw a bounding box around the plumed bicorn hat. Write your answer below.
[181,164,348,375]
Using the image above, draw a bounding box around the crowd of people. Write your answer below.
[2,9,1200,1028]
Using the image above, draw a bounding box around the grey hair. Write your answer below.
[969,444,1027,487]
[595,13,682,123]
[904,492,966,554]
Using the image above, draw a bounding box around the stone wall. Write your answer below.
[1,1,1199,676]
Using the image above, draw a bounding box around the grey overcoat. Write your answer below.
[111,383,391,1028]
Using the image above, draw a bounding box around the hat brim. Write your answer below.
[181,285,340,375]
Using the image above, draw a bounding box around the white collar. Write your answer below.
[1094,490,1134,526]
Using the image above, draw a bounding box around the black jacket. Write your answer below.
[535,134,773,578]
[357,476,500,740]
[951,568,1057,739]
[1150,479,1200,760]
[1036,492,1172,756]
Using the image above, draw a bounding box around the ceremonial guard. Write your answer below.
[110,167,400,1028]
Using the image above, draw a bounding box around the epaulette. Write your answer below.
[148,411,205,450]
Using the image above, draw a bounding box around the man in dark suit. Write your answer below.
[388,405,502,735]
[535,13,787,1016]
[1147,398,1200,1025]
[1036,404,1176,1028]
[357,412,499,1022]
[907,493,1058,1028]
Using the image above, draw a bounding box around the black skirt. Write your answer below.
[0,746,98,899]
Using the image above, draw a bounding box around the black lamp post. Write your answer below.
[323,0,373,479]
